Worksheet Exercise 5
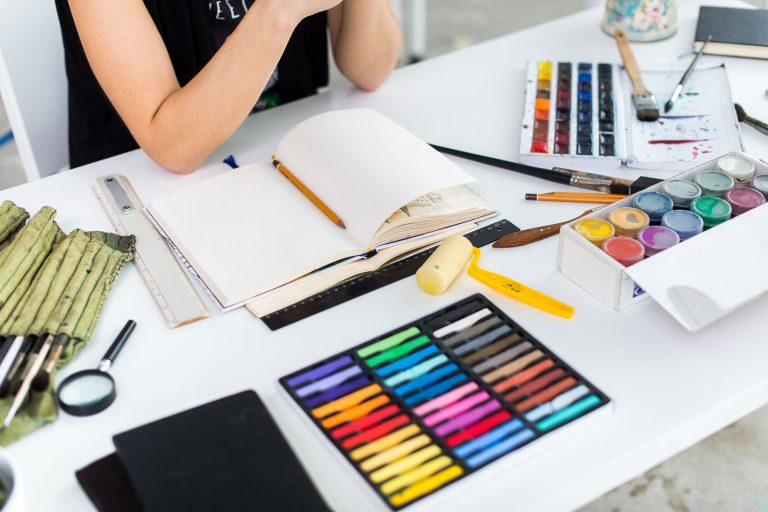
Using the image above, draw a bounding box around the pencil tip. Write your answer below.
[337,220,347,229]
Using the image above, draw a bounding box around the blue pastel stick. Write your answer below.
[525,384,589,423]
[374,345,439,377]
[302,375,371,408]
[384,354,449,387]
[466,428,536,468]
[403,373,468,406]
[285,355,354,387]
[393,362,459,396]
[295,365,363,397]
[455,419,525,458]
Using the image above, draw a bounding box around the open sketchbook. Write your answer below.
[148,109,496,309]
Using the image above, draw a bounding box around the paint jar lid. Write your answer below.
[574,217,615,245]
[660,210,704,240]
[690,196,732,227]
[602,236,645,266]
[716,155,755,183]
[694,171,735,197]
[751,175,768,198]
[637,226,680,255]
[608,207,649,236]
[661,179,701,208]
[724,187,766,216]
[631,191,673,221]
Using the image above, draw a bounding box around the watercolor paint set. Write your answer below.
[279,295,611,510]
[558,152,768,331]
[519,61,742,171]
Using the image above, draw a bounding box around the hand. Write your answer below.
[274,0,345,27]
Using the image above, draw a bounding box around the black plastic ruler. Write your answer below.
[261,219,519,330]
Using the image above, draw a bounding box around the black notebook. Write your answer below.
[109,390,330,512]
[694,6,768,59]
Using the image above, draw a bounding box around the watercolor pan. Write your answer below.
[280,295,612,510]
[519,61,742,171]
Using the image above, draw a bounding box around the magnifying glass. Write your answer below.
[57,320,136,416]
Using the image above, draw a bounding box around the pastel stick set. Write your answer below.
[519,61,742,171]
[280,295,611,509]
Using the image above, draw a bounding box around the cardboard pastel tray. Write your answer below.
[278,295,611,510]
[557,152,768,331]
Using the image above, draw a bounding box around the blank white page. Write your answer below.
[148,163,359,307]
[275,109,476,246]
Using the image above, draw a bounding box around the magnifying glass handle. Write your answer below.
[98,320,137,372]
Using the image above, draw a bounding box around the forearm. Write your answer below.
[329,0,401,91]
[139,4,296,173]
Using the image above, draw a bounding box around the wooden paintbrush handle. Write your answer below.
[493,208,597,248]
[614,30,650,96]
[493,209,595,248]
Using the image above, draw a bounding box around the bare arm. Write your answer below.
[69,0,340,173]
[327,1,402,91]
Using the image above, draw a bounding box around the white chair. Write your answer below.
[0,0,68,181]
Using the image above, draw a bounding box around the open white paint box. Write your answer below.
[557,152,768,331]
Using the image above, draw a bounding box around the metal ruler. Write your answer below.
[261,219,518,331]
[94,175,210,328]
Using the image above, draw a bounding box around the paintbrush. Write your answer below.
[429,144,662,194]
[664,35,710,113]
[614,30,660,122]
[734,103,768,136]
[2,334,55,430]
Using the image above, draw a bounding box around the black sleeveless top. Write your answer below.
[55,1,329,168]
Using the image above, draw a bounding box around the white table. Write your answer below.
[6,0,768,510]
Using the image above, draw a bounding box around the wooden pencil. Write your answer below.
[525,192,626,204]
[272,157,346,229]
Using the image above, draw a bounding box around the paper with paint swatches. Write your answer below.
[280,294,611,509]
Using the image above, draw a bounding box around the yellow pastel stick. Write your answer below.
[468,248,574,319]
[370,445,442,483]
[379,456,453,495]
[389,465,464,507]
[350,425,421,461]
[311,383,381,419]
[359,435,431,472]
[321,395,389,429]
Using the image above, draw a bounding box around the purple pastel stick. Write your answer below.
[296,366,363,397]
[286,355,354,388]
[303,375,372,408]
[434,399,501,437]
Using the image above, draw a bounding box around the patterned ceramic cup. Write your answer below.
[602,0,677,41]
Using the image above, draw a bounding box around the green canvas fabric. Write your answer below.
[0,201,28,248]
[0,207,135,445]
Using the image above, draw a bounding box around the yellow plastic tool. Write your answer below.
[467,248,574,319]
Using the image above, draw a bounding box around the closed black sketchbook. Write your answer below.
[694,6,768,59]
[104,390,329,512]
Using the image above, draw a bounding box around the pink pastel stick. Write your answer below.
[413,382,479,417]
[434,400,501,437]
[424,391,490,427]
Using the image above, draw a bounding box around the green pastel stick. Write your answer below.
[536,395,601,431]
[364,335,431,368]
[357,326,420,358]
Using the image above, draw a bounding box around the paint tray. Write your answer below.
[558,152,768,331]
[519,62,743,171]
[278,294,612,510]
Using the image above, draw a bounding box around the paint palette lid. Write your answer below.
[625,199,768,332]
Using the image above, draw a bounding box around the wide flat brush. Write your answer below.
[735,103,768,136]
[614,29,659,122]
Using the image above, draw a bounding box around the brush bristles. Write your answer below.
[633,94,660,122]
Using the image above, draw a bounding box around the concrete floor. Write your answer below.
[1,2,767,510]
